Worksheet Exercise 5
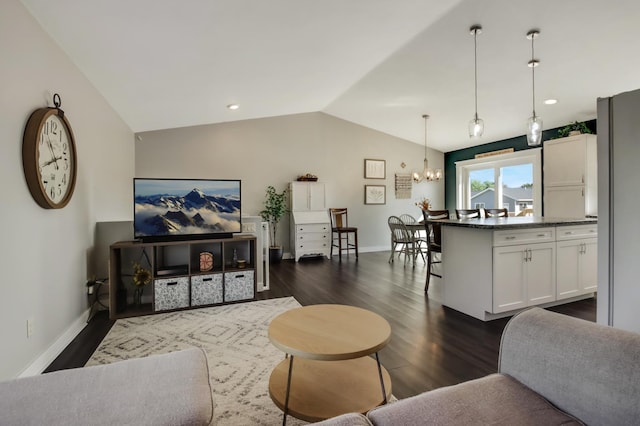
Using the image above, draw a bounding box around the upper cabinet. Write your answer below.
[290,181,326,212]
[543,134,597,217]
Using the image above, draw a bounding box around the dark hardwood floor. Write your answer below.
[45,251,596,399]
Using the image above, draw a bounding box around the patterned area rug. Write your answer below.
[87,297,307,425]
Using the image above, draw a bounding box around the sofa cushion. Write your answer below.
[366,373,583,426]
[313,412,373,425]
[0,348,214,426]
[499,307,640,425]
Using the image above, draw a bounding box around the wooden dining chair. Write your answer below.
[329,208,358,260]
[484,208,508,218]
[455,208,480,219]
[422,209,450,292]
[399,214,428,261]
[388,216,424,266]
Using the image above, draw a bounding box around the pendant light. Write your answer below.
[413,114,442,183]
[526,29,543,146]
[469,25,484,138]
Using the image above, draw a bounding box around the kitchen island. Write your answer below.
[436,216,597,321]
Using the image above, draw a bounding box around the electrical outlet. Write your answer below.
[243,222,257,233]
[27,319,34,338]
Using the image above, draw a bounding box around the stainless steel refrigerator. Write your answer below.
[597,88,640,333]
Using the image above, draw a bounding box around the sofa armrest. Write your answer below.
[499,307,640,425]
[0,348,214,426]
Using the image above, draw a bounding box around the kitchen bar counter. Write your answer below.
[437,217,597,321]
[434,216,597,230]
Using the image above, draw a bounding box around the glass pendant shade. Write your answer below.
[527,115,543,146]
[469,115,484,138]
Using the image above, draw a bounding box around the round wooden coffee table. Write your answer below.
[268,304,392,424]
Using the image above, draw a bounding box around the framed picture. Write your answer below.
[364,185,386,205]
[364,159,386,179]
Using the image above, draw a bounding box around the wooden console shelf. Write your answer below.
[109,235,256,319]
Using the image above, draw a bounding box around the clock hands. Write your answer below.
[46,136,59,170]
[41,156,63,168]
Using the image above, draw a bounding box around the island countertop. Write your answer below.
[433,216,597,230]
[436,217,597,322]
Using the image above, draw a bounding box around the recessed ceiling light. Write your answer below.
[544,99,557,105]
[227,104,239,110]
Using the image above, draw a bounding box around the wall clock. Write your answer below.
[199,252,214,272]
[22,94,77,209]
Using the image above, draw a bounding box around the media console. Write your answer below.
[109,235,256,319]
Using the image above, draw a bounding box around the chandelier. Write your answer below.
[413,114,442,182]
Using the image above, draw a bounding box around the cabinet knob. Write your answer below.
[506,236,516,240]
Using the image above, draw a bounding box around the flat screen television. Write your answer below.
[133,178,241,242]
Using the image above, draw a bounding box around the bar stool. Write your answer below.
[329,208,358,260]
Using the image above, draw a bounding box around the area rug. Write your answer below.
[86,297,307,425]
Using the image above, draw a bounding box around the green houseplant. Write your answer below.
[557,121,592,138]
[259,185,288,263]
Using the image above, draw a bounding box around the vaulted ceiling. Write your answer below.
[20,0,640,152]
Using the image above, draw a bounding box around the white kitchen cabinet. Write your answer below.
[556,225,598,300]
[493,241,556,313]
[544,186,586,218]
[543,134,597,217]
[290,182,326,211]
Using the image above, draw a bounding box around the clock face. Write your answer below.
[38,114,74,205]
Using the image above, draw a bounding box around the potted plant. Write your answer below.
[259,185,288,263]
[415,197,430,212]
[557,121,592,138]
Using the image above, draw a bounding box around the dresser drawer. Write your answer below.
[191,273,223,306]
[296,240,330,251]
[296,232,330,243]
[224,270,255,302]
[555,225,597,241]
[154,276,190,311]
[297,223,330,234]
[493,228,555,247]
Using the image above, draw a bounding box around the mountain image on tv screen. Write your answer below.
[134,179,241,238]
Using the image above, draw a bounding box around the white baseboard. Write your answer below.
[19,308,90,378]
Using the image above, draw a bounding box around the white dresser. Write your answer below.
[289,182,331,261]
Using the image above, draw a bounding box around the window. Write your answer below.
[456,149,542,216]
[474,202,485,209]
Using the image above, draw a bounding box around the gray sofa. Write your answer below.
[0,347,214,426]
[317,307,640,426]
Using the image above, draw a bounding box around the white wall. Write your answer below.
[136,112,445,253]
[0,0,134,379]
